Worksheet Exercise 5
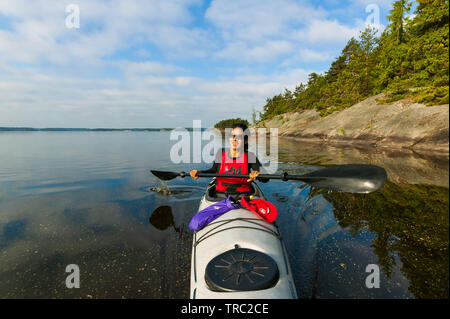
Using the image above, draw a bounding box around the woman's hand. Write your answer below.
[190,169,199,180]
[247,171,260,182]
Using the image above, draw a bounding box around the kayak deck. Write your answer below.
[190,183,297,299]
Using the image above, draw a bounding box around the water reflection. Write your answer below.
[0,132,448,299]
[149,206,181,233]
[321,183,449,298]
[274,179,448,299]
[277,138,449,188]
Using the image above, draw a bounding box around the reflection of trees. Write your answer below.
[277,139,449,188]
[319,182,449,298]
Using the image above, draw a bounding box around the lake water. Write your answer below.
[0,131,448,298]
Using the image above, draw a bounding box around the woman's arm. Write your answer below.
[190,149,222,178]
[249,154,269,183]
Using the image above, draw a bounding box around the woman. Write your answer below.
[190,123,268,198]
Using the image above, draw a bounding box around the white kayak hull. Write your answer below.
[190,183,297,299]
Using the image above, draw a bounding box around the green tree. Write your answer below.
[407,0,449,87]
[388,0,412,44]
[357,26,379,95]
[214,118,250,130]
[257,0,448,120]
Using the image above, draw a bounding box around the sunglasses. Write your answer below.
[229,134,245,140]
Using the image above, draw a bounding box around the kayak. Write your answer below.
[190,180,298,299]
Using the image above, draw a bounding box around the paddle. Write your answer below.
[151,164,387,194]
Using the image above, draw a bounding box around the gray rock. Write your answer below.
[254,94,449,154]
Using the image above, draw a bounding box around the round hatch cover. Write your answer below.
[205,247,279,292]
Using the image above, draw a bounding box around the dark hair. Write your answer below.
[232,122,248,131]
[231,122,249,145]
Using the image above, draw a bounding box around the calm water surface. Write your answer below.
[0,132,448,298]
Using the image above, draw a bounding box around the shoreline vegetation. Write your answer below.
[255,94,449,154]
[213,118,250,131]
[255,1,449,121]
[251,0,449,155]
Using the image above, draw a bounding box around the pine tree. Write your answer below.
[258,0,448,120]
[388,0,412,44]
[375,0,413,91]
[358,26,379,95]
[408,0,449,86]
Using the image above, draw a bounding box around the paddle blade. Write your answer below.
[293,164,387,193]
[151,170,180,181]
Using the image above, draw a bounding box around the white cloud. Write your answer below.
[0,0,375,127]
[205,0,369,65]
[299,48,334,62]
[205,0,331,63]
[0,0,208,65]
[119,61,181,75]
[355,0,395,10]
[205,0,327,41]
[295,19,361,44]
[175,76,195,87]
[215,40,294,62]
[0,57,311,127]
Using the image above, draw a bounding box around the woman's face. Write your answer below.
[229,127,245,151]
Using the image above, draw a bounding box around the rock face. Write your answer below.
[254,94,449,154]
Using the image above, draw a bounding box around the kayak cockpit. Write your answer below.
[204,179,262,202]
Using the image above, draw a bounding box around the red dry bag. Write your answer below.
[240,197,277,222]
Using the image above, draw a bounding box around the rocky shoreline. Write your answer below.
[254,94,449,155]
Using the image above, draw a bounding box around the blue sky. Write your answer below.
[0,0,397,128]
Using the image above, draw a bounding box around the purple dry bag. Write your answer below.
[189,196,240,231]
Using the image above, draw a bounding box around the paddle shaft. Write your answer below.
[151,164,387,193]
[195,172,318,181]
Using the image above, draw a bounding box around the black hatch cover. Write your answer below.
[205,247,279,292]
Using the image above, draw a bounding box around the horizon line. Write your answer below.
[0,126,209,131]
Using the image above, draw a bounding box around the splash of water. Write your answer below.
[148,179,172,195]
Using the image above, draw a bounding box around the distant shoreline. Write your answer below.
[0,127,206,132]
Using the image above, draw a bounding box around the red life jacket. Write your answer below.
[216,151,252,193]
